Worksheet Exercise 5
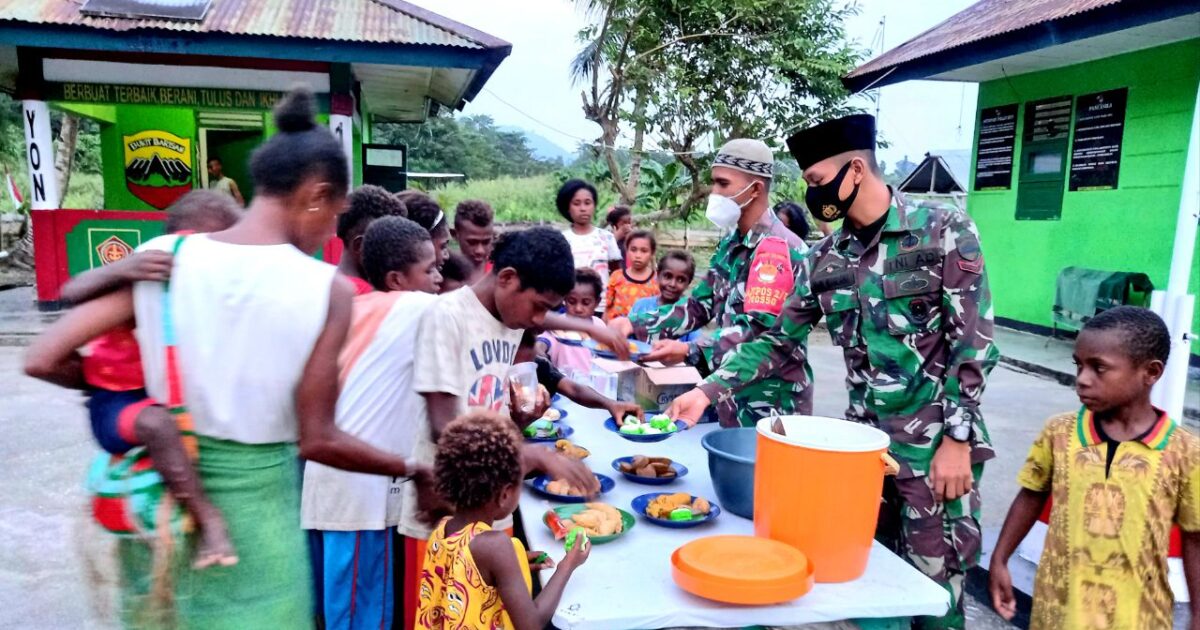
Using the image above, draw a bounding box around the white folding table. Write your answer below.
[518,400,949,629]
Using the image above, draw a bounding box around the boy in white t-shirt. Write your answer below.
[557,179,622,314]
[301,216,442,630]
[396,227,602,629]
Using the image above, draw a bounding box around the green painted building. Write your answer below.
[845,0,1200,361]
[0,0,510,309]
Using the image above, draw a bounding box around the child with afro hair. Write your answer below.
[416,412,588,629]
[336,185,407,295]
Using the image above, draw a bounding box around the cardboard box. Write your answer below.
[590,358,640,402]
[591,358,702,411]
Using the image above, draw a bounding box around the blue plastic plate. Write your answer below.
[523,423,574,443]
[527,473,615,503]
[604,417,687,443]
[583,338,652,360]
[611,457,689,485]
[631,492,721,528]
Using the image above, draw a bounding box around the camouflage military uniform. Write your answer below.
[700,194,999,629]
[629,210,812,427]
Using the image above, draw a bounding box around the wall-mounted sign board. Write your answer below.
[974,103,1018,191]
[1069,88,1127,191]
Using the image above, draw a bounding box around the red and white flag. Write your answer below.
[4,167,23,210]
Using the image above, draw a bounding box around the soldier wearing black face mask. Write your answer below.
[669,113,999,630]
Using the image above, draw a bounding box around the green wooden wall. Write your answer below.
[968,39,1200,355]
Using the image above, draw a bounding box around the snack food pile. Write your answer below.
[646,493,711,522]
[542,407,563,421]
[555,439,590,460]
[545,478,588,496]
[561,503,625,537]
[619,413,679,436]
[618,455,676,479]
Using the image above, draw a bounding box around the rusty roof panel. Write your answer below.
[0,0,504,49]
[848,0,1125,79]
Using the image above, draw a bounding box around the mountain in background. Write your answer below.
[499,126,573,164]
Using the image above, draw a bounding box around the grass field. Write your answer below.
[432,174,723,276]
[430,174,708,230]
[431,175,562,224]
[60,172,104,210]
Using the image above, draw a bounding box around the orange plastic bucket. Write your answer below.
[754,416,890,583]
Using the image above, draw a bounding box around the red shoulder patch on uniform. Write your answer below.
[745,236,794,316]
[957,257,984,274]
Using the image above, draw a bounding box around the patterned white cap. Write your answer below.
[712,138,773,178]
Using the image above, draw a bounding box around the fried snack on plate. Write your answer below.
[545,479,584,496]
[555,439,590,460]
[562,503,623,537]
[646,493,712,519]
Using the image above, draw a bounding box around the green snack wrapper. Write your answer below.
[565,526,590,552]
[669,507,694,522]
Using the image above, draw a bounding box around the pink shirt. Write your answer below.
[539,316,603,376]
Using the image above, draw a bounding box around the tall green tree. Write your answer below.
[573,0,863,219]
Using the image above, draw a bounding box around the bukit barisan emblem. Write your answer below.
[123,130,192,209]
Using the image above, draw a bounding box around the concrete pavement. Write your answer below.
[0,344,119,629]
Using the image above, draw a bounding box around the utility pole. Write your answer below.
[874,17,886,120]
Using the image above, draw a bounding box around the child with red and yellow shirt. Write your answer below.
[604,229,658,321]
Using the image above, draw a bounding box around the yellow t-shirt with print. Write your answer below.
[415,520,532,630]
[1018,407,1200,629]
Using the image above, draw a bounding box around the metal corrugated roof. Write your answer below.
[848,0,1124,79]
[0,0,505,49]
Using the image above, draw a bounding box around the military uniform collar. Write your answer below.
[728,208,779,249]
[833,189,910,251]
[881,191,915,234]
[1076,405,1175,451]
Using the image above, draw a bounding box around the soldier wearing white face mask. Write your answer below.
[608,139,812,427]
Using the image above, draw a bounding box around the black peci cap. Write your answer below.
[786,113,877,170]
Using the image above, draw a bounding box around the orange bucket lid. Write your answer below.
[671,535,814,605]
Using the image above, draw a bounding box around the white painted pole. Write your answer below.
[1162,295,1194,419]
[1150,290,1173,411]
[1151,79,1200,421]
[330,113,354,184]
[1151,290,1167,317]
[20,100,59,210]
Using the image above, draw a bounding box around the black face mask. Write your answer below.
[806,161,860,223]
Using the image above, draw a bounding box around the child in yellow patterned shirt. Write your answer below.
[416,412,589,630]
[988,306,1200,629]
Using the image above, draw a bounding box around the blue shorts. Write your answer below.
[86,388,154,454]
[310,530,394,630]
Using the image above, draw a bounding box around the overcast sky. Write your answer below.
[416,0,980,168]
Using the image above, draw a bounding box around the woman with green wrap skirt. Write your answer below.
[65,88,433,628]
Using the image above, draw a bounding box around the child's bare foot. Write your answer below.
[192,514,237,569]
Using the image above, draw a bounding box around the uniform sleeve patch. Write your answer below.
[745,236,794,317]
[957,257,984,274]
